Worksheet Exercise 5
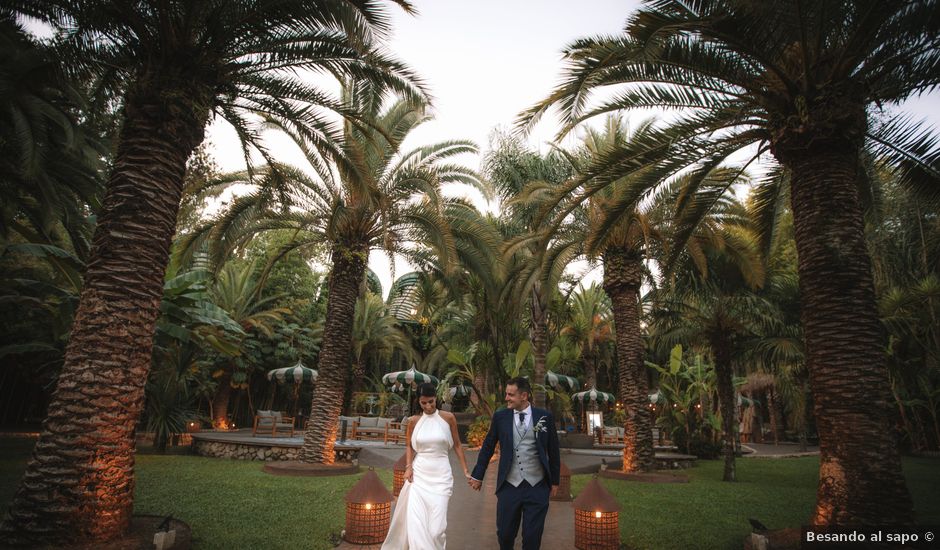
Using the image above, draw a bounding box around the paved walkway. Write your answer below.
[338,449,577,550]
[742,441,819,457]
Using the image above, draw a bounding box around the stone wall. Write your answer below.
[192,439,300,461]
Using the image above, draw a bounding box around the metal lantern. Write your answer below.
[344,468,393,545]
[551,461,572,502]
[392,452,408,497]
[572,476,621,550]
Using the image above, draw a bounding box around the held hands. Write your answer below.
[550,485,559,498]
[463,468,471,480]
[468,478,482,491]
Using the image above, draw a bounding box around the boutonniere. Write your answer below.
[533,416,549,436]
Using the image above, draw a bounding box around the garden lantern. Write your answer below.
[573,476,621,550]
[550,461,572,502]
[344,468,392,544]
[392,452,407,497]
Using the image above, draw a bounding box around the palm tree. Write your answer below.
[868,166,940,451]
[409,240,509,407]
[350,291,413,397]
[0,14,103,251]
[522,0,939,524]
[1,1,422,544]
[575,116,661,472]
[207,260,289,429]
[561,283,614,390]
[484,133,573,407]
[649,200,768,481]
[180,81,483,464]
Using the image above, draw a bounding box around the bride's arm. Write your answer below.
[444,412,471,478]
[405,415,417,482]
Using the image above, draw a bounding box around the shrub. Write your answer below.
[688,434,723,459]
[467,415,491,447]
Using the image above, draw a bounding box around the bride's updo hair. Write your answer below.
[417,382,437,398]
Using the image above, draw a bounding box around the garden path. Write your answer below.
[338,449,576,549]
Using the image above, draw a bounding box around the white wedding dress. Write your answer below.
[382,409,454,549]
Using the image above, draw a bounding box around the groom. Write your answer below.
[469,376,561,550]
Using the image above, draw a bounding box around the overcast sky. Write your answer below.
[384,0,640,153]
[211,1,637,170]
[207,1,939,297]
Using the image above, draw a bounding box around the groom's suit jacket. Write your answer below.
[471,407,561,493]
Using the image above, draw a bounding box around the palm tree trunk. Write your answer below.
[769,386,784,445]
[472,371,488,416]
[711,337,736,482]
[212,369,234,429]
[583,352,597,389]
[603,248,654,472]
[530,284,548,408]
[780,138,914,524]
[300,243,368,464]
[0,78,210,544]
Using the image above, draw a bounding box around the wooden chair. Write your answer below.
[252,410,294,437]
[351,417,392,441]
[384,416,410,445]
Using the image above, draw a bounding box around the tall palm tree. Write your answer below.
[180,81,484,464]
[576,116,661,472]
[522,0,940,524]
[1,1,422,544]
[484,133,572,407]
[649,200,768,481]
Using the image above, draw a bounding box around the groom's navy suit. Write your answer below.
[471,406,560,550]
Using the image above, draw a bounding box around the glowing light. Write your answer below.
[365,503,372,510]
[595,511,602,518]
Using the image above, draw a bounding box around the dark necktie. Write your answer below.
[519,412,526,426]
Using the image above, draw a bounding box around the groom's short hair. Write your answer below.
[506,376,532,399]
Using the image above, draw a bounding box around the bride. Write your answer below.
[382,382,470,549]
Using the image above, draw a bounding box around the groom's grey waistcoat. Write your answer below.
[507,419,545,487]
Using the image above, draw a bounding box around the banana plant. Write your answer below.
[647,345,710,453]
[445,344,497,417]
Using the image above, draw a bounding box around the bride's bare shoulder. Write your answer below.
[439,410,457,422]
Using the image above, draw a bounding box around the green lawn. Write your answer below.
[134,454,393,549]
[0,438,392,550]
[1,438,938,550]
[571,456,940,550]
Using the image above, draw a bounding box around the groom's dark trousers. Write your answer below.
[496,479,550,550]
[471,407,560,550]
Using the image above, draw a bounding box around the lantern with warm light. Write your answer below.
[392,452,407,497]
[572,476,621,550]
[551,461,572,502]
[344,468,392,545]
